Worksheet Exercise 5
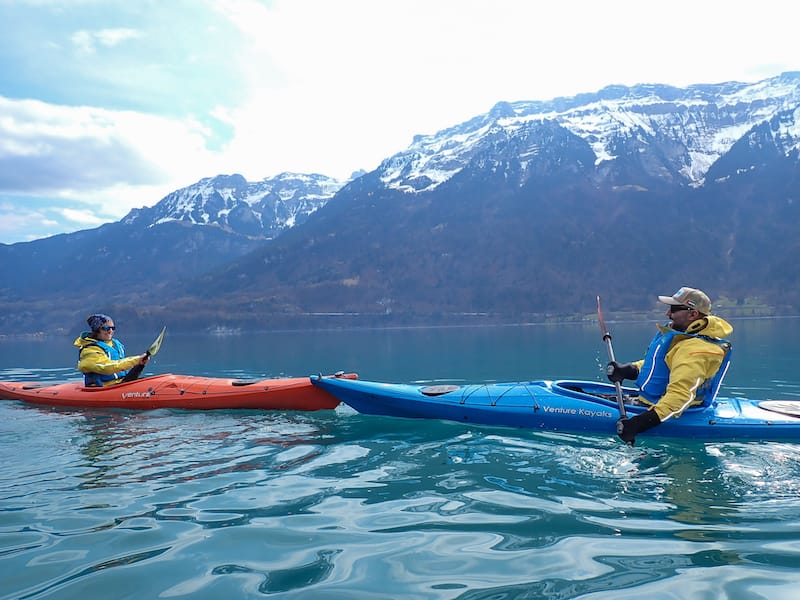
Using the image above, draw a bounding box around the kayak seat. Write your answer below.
[561,383,587,394]
[232,380,262,387]
[421,384,461,396]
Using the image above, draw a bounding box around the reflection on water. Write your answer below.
[2,320,800,598]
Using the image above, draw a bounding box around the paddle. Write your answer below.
[121,326,166,383]
[596,296,627,419]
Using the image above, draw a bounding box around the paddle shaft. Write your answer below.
[596,296,628,419]
[121,355,149,383]
[121,326,166,383]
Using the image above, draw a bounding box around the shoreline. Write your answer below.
[2,313,798,341]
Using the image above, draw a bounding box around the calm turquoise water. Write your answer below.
[2,319,800,599]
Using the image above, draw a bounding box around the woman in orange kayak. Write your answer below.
[73,314,149,387]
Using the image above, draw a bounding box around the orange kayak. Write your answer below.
[0,372,357,411]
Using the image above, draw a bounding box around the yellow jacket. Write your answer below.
[634,315,734,421]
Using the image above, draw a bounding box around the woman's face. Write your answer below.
[96,321,116,341]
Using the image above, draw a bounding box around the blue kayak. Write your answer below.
[311,376,800,440]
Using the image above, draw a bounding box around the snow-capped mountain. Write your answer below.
[377,72,800,192]
[121,72,800,238]
[123,172,346,238]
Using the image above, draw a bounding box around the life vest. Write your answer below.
[80,338,128,387]
[636,329,732,406]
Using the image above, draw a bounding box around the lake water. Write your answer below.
[2,318,800,599]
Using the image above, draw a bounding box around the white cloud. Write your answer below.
[58,207,107,226]
[0,96,221,213]
[70,30,94,54]
[70,27,141,54]
[0,204,56,243]
[94,28,141,47]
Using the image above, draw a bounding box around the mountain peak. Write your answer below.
[488,101,516,119]
[206,173,248,189]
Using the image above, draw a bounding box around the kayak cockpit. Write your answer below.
[551,380,641,409]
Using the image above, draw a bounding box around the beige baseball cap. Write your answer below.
[658,286,712,315]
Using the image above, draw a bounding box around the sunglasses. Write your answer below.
[100,325,116,331]
[669,305,691,314]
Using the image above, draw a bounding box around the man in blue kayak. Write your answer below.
[606,287,734,445]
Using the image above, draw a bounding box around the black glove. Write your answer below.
[606,361,639,383]
[616,409,661,445]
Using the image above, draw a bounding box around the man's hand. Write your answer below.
[616,410,661,445]
[606,361,639,383]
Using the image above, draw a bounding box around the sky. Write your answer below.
[0,0,797,244]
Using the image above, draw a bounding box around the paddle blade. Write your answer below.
[147,326,166,357]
